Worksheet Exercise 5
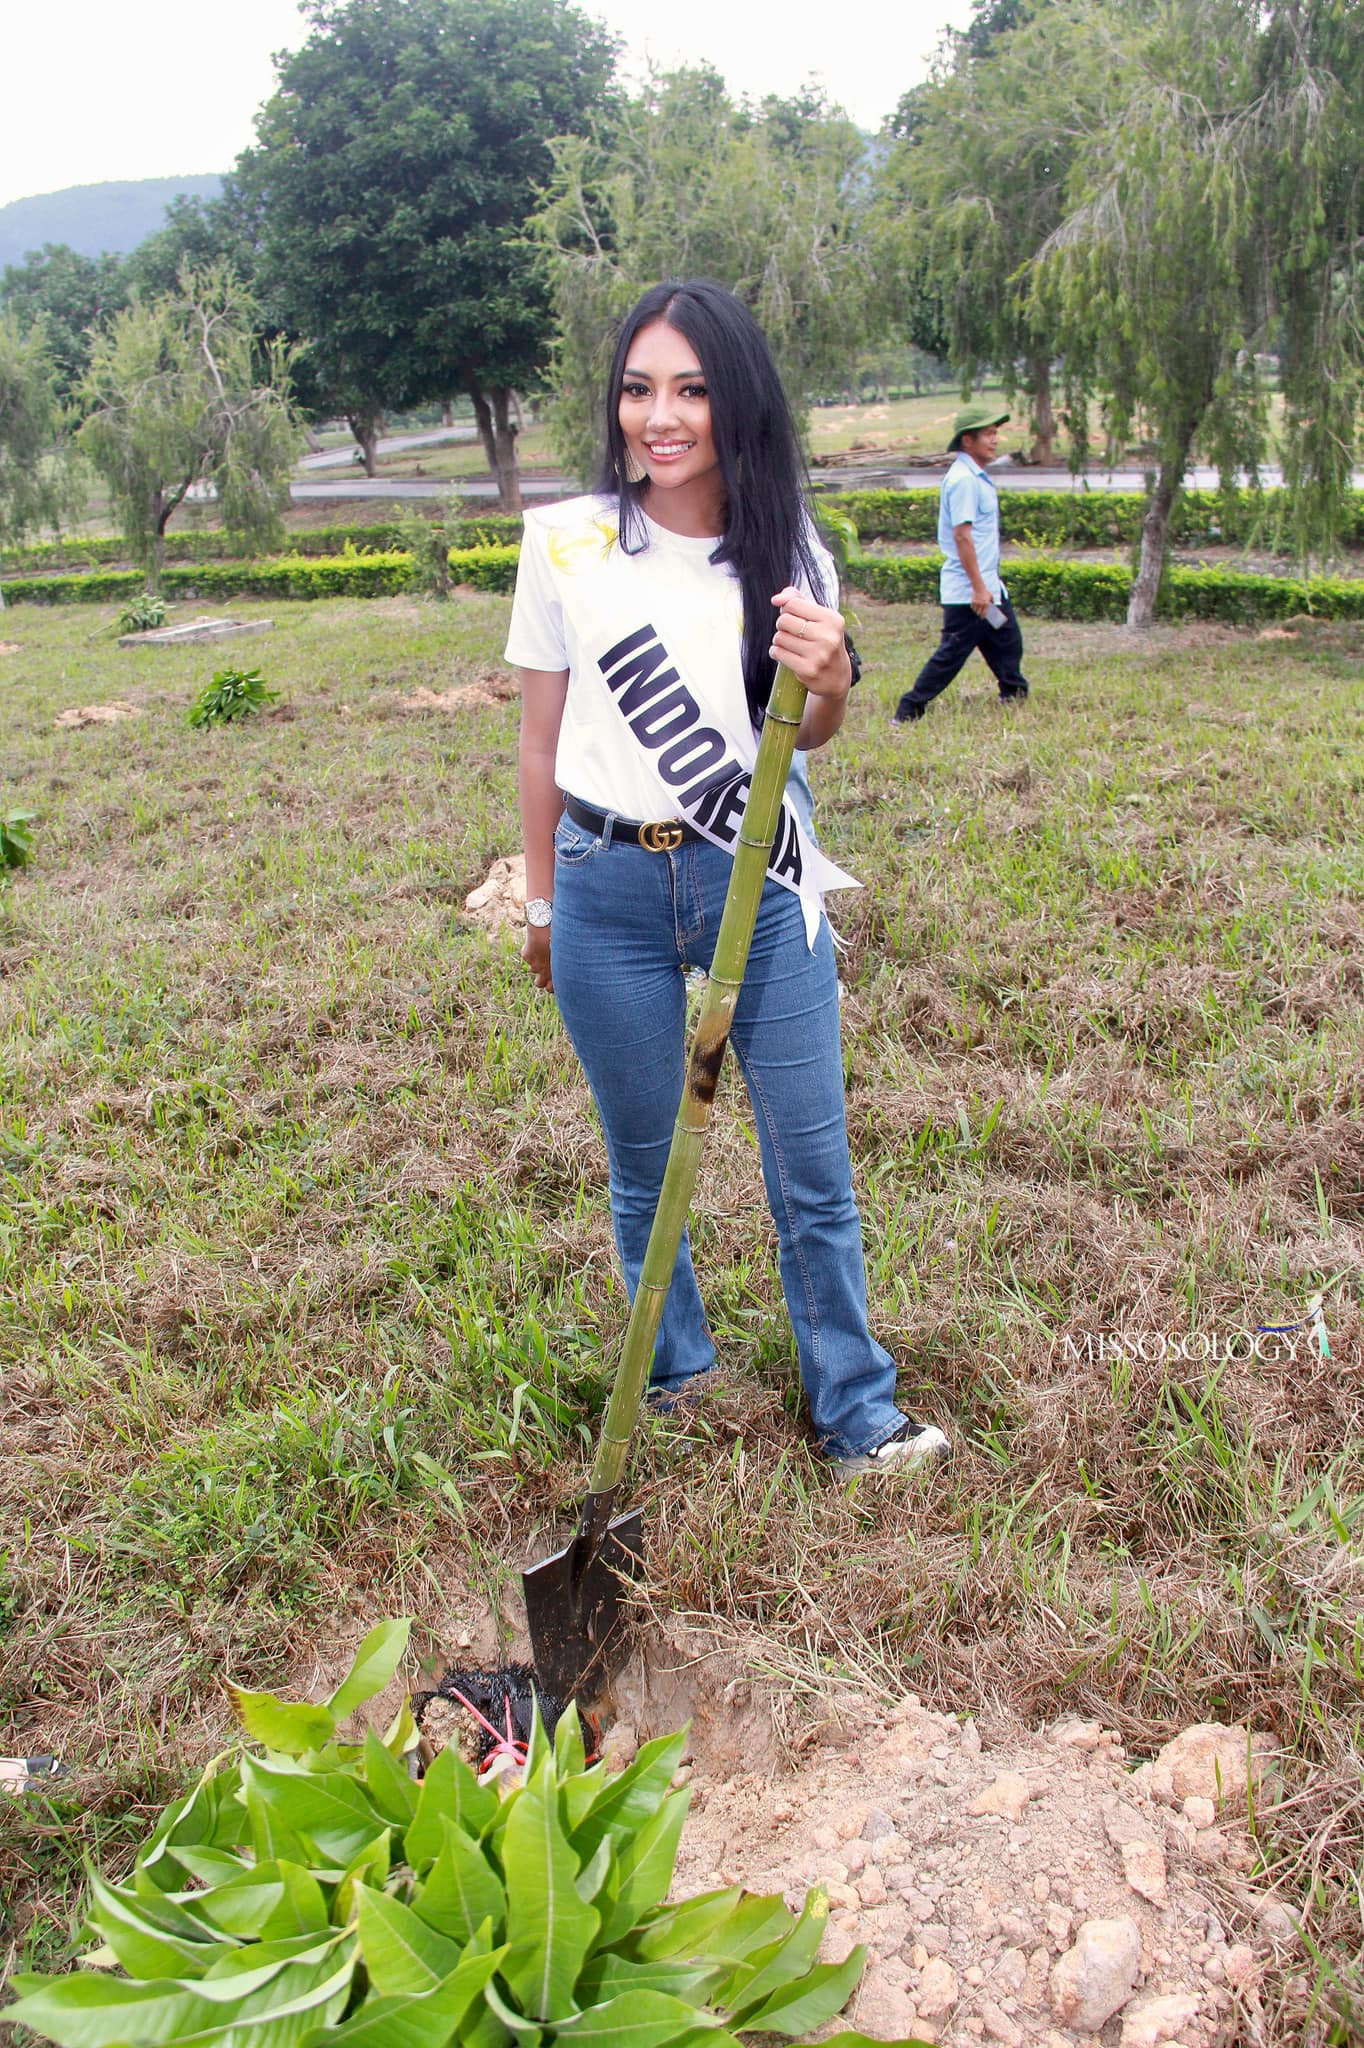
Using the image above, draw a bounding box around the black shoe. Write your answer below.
[893,706,925,725]
[999,689,1028,703]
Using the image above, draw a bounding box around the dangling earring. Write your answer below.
[623,445,646,486]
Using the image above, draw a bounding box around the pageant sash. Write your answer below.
[593,620,859,947]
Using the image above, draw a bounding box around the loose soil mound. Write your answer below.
[53,700,140,728]
[413,1630,1292,2048]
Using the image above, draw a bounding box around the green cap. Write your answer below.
[948,404,1010,451]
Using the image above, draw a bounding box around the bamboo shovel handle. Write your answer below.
[587,663,810,1497]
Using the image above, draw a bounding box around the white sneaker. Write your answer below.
[831,1419,950,1479]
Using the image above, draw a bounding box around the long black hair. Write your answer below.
[598,279,828,729]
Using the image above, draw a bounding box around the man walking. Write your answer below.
[893,404,1031,723]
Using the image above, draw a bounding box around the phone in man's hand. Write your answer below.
[983,602,1006,628]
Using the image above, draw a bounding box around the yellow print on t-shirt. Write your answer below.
[548,514,620,577]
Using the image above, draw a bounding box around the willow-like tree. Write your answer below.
[0,311,76,601]
[875,0,1132,464]
[79,268,300,588]
[532,69,871,481]
[1032,0,1362,626]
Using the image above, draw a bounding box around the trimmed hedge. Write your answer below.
[2,544,521,607]
[2,514,524,576]
[826,486,1364,551]
[847,551,1364,623]
[6,540,1360,623]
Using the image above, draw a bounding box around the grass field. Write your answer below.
[1,595,1362,2038]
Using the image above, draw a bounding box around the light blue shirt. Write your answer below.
[938,452,1005,605]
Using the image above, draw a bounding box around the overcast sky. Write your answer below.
[3,0,970,210]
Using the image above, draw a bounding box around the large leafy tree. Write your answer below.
[238,0,617,507]
[1032,0,1362,624]
[532,68,872,482]
[0,244,129,401]
[79,268,301,586]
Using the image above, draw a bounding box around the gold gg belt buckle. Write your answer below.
[637,819,684,851]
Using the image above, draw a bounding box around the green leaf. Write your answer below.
[729,1948,867,2036]
[188,1865,330,1943]
[575,1953,726,2005]
[138,1760,245,1890]
[357,1886,463,1996]
[7,1975,256,2046]
[333,1829,392,1924]
[500,1768,601,2023]
[595,1790,689,1947]
[552,1703,587,1777]
[522,1700,552,1780]
[404,1743,498,1869]
[413,1816,506,1945]
[484,1978,545,2048]
[242,1755,386,1866]
[561,1763,608,1835]
[630,1886,744,1961]
[232,1690,337,1757]
[82,1870,223,1979]
[568,1734,686,1862]
[245,1781,311,1869]
[573,1837,613,1906]
[382,1696,420,1758]
[327,1617,412,1725]
[312,1943,503,2048]
[723,1890,829,2020]
[159,1847,255,1892]
[201,1931,350,1985]
[364,1727,419,1826]
[554,1990,722,2048]
[816,2032,940,2048]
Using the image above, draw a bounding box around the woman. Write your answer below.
[507,279,948,1477]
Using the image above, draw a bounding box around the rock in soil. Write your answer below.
[464,855,526,931]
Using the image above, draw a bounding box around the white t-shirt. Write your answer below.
[505,494,835,817]
[504,493,857,943]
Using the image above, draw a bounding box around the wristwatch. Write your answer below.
[524,897,553,928]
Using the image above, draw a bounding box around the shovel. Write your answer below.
[524,660,811,1701]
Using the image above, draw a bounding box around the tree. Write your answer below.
[78,268,300,586]
[0,312,75,597]
[1032,0,1362,625]
[532,68,873,482]
[238,0,617,507]
[124,192,252,302]
[0,244,129,400]
[875,0,1132,464]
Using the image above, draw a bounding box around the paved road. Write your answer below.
[291,476,565,503]
[291,442,1364,505]
[299,424,477,471]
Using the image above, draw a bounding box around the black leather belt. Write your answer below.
[563,793,702,851]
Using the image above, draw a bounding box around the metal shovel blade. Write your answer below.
[523,1506,644,1703]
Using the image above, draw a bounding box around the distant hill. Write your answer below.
[0,176,224,272]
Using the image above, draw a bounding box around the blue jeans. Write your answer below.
[550,810,904,1458]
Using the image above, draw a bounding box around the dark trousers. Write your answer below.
[895,597,1030,720]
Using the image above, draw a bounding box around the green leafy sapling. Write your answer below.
[8,1615,927,2047]
[188,664,279,728]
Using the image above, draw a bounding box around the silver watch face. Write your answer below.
[524,897,554,927]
